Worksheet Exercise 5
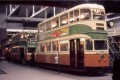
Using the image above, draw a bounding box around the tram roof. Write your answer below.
[38,3,104,26]
[11,31,36,38]
[71,3,104,10]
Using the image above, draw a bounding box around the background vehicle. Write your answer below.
[10,32,36,64]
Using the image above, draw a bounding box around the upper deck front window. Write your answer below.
[92,9,105,20]
[27,34,35,38]
[80,9,91,20]
[27,34,36,43]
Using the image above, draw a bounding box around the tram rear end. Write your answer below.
[84,40,109,72]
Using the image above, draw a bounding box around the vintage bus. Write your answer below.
[36,3,109,72]
[10,32,37,64]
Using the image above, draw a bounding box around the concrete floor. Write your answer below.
[0,61,112,80]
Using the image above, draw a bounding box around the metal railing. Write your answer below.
[108,36,120,68]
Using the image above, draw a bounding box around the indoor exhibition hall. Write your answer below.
[0,1,120,80]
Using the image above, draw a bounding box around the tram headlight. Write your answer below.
[110,21,114,28]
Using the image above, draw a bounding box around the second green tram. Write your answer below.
[10,32,36,63]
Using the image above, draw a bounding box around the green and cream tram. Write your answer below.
[36,3,109,72]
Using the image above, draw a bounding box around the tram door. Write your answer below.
[76,38,84,69]
[70,38,84,69]
[70,39,75,69]
[20,48,24,63]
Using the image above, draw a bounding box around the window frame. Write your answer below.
[60,40,68,51]
[51,18,59,29]
[80,8,91,20]
[46,21,51,31]
[85,39,93,50]
[60,13,68,26]
[94,40,107,50]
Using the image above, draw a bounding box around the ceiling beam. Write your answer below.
[7,5,20,18]
[107,16,120,21]
[29,7,48,18]
[107,13,114,16]
[6,17,47,22]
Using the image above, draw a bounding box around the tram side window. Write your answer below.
[80,9,91,20]
[27,34,35,43]
[46,21,51,31]
[40,24,46,32]
[74,10,79,21]
[13,48,15,54]
[25,49,27,53]
[60,40,68,51]
[86,39,93,50]
[27,39,30,43]
[12,49,14,53]
[25,33,27,38]
[28,34,35,38]
[37,35,39,41]
[16,36,18,41]
[60,14,68,26]
[51,18,59,28]
[46,43,51,52]
[17,48,20,54]
[16,37,18,41]
[40,44,46,52]
[69,11,74,23]
[15,48,17,53]
[37,27,39,34]
[30,39,35,43]
[21,35,23,40]
[52,42,58,51]
[16,49,18,53]
[15,36,17,41]
[28,48,35,53]
[21,34,24,40]
[94,40,107,50]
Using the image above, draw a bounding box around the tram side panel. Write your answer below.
[84,53,109,67]
[36,26,109,71]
